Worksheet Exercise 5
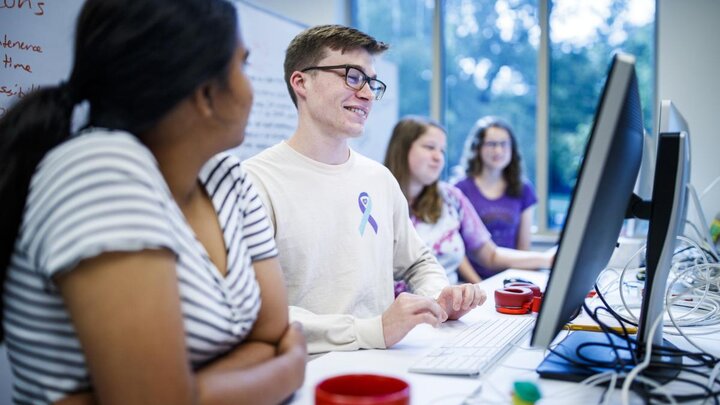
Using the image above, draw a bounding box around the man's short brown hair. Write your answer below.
[284,24,389,107]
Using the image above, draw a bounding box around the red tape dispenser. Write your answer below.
[495,282,543,315]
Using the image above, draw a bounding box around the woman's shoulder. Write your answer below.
[453,176,473,189]
[521,180,536,192]
[201,152,245,184]
[519,180,537,198]
[438,182,468,206]
[34,128,159,188]
[22,129,180,274]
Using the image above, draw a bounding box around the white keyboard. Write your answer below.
[408,317,535,376]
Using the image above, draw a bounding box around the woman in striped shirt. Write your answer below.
[0,0,306,404]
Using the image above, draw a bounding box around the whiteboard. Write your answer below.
[231,1,303,161]
[0,0,398,163]
[0,0,84,118]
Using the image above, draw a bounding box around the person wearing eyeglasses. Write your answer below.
[385,116,554,287]
[244,25,487,354]
[453,116,539,281]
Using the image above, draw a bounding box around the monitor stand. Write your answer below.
[536,331,681,384]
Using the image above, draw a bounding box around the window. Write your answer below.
[353,0,655,234]
[443,0,539,187]
[352,0,434,118]
[548,0,655,229]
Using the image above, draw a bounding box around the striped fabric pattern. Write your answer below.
[2,129,277,404]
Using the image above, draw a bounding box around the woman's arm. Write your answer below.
[244,257,290,343]
[516,206,534,250]
[457,256,481,283]
[473,239,554,272]
[190,257,292,376]
[57,251,305,405]
[196,323,306,405]
[57,250,197,405]
[196,257,306,404]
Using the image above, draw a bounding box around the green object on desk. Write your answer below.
[512,381,541,405]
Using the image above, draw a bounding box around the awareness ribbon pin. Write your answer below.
[358,192,378,235]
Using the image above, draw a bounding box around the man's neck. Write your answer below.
[286,130,351,165]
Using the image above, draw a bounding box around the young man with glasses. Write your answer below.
[244,25,487,354]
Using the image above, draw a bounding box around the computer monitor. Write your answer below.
[638,101,691,351]
[658,100,689,135]
[530,53,690,382]
[660,101,716,257]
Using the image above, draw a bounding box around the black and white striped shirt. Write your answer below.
[2,129,278,404]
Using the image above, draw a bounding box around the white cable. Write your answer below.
[707,361,720,400]
[685,220,710,249]
[677,235,715,264]
[669,298,719,326]
[540,371,618,404]
[612,236,720,332]
[621,312,664,405]
[633,375,678,405]
[601,372,617,405]
[616,244,648,323]
[665,262,720,351]
[700,175,720,200]
[665,266,712,352]
[591,233,720,405]
[666,261,711,322]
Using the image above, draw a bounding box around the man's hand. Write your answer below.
[382,292,448,347]
[436,284,487,320]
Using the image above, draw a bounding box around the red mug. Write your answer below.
[315,374,410,405]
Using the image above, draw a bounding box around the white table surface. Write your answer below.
[289,269,720,405]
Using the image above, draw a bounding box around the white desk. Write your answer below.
[289,269,720,405]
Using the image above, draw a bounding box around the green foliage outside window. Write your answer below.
[353,0,655,231]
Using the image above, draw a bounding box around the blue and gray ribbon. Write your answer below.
[358,192,378,235]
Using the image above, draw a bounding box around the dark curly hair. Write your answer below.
[463,116,524,197]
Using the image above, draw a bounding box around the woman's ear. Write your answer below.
[289,71,307,101]
[191,82,215,118]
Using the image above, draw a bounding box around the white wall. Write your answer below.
[658,0,720,229]
[254,0,347,26]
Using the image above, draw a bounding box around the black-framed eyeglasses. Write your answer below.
[481,140,511,149]
[300,64,387,101]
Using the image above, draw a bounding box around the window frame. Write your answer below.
[351,0,656,238]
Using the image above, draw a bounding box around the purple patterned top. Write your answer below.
[454,177,537,279]
[411,182,491,284]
